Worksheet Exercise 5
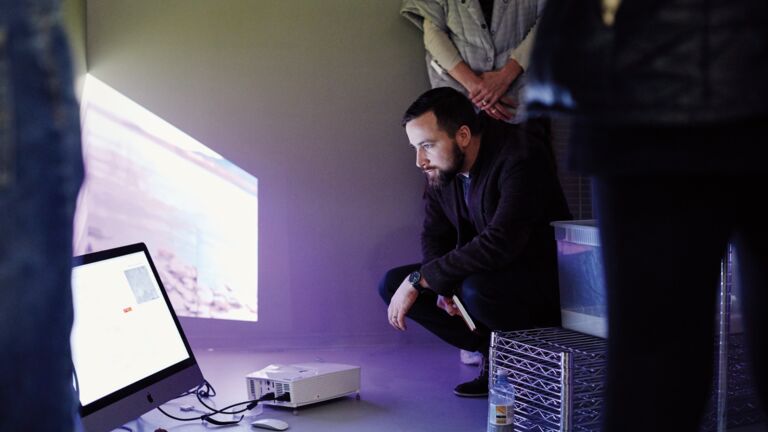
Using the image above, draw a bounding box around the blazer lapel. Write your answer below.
[463,0,494,48]
[492,0,511,31]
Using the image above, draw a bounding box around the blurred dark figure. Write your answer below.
[0,1,84,431]
[526,0,768,430]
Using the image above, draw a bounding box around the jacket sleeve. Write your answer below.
[421,156,537,295]
[400,0,447,31]
[423,19,463,71]
[498,0,545,71]
[507,21,537,70]
[420,188,457,269]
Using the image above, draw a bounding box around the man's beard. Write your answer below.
[426,141,465,189]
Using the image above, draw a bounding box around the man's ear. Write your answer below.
[455,125,472,149]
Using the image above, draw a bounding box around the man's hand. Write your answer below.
[387,277,420,331]
[436,295,460,316]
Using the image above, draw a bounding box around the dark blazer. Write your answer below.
[536,0,768,174]
[420,119,571,296]
[610,0,768,125]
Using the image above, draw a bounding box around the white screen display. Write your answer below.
[71,251,190,406]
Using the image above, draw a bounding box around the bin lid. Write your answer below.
[551,219,600,246]
[551,219,597,228]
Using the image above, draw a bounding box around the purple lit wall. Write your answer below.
[85,1,436,349]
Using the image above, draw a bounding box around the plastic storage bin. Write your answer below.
[551,220,606,338]
[548,224,765,430]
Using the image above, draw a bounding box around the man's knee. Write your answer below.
[458,283,478,310]
[377,271,396,304]
[458,271,536,330]
[378,264,419,305]
[459,273,495,310]
[379,268,398,304]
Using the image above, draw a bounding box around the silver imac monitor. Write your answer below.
[71,243,205,432]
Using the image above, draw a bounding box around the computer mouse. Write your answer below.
[250,418,290,431]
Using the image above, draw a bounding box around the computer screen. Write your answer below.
[71,243,204,432]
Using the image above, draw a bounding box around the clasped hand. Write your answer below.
[469,68,521,121]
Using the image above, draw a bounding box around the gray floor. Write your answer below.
[119,342,489,432]
[114,342,768,432]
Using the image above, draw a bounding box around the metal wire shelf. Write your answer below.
[701,333,767,431]
[490,327,607,432]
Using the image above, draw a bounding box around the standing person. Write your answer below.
[401,0,543,123]
[379,87,570,397]
[526,0,768,430]
[0,1,84,430]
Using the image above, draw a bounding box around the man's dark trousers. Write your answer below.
[379,264,561,353]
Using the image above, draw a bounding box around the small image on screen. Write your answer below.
[124,266,159,304]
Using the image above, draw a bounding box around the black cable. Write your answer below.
[156,406,204,422]
[156,406,243,426]
[196,391,282,415]
[196,392,254,414]
[202,414,243,426]
[197,381,216,398]
[178,380,216,399]
[156,389,288,426]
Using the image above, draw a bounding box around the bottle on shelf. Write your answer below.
[487,370,515,432]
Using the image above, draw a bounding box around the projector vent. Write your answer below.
[275,382,289,396]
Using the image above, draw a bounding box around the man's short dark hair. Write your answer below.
[401,87,483,136]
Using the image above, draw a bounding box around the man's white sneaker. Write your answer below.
[460,349,483,366]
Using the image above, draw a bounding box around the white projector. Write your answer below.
[246,362,360,409]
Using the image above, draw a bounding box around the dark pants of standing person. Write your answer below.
[379,264,561,354]
[579,121,768,432]
[0,1,84,431]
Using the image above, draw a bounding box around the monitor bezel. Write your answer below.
[72,242,205,431]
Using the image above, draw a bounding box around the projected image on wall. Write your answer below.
[74,75,258,322]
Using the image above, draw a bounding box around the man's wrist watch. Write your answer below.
[408,270,426,294]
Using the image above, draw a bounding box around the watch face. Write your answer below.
[408,271,421,285]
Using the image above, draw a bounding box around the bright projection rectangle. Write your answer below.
[75,75,258,321]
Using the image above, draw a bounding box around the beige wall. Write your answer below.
[62,0,87,96]
[86,0,437,348]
